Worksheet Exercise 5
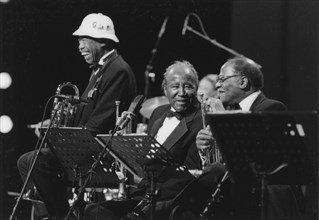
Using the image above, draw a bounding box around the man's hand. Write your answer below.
[196,125,215,152]
[29,119,50,138]
[203,98,225,112]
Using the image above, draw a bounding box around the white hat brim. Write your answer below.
[72,29,119,43]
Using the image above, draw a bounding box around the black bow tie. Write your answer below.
[165,110,184,120]
[90,63,102,72]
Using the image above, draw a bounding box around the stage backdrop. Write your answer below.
[0,0,317,219]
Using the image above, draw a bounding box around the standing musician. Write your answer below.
[16,13,137,219]
[84,60,205,219]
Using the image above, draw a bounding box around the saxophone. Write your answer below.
[51,82,80,127]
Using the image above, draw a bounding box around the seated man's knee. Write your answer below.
[17,151,33,173]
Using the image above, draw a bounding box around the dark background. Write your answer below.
[0,0,318,219]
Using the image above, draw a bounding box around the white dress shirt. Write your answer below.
[239,90,261,111]
[155,108,181,145]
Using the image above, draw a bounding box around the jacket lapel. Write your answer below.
[162,107,198,151]
[162,118,188,151]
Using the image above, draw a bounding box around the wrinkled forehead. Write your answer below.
[167,65,196,81]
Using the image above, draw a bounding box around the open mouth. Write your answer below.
[81,52,90,57]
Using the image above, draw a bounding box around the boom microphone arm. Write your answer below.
[182,13,261,68]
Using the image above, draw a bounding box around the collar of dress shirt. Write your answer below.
[91,49,115,76]
[239,90,261,111]
[98,49,115,66]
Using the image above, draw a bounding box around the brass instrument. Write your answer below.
[199,97,228,219]
[51,82,80,127]
[114,100,132,200]
[20,82,80,218]
[199,97,223,167]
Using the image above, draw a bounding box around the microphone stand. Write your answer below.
[143,16,168,100]
[64,123,121,220]
[9,107,59,220]
[184,24,262,68]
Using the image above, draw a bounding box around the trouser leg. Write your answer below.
[17,151,48,219]
[17,148,69,218]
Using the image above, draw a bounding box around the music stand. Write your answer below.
[96,134,176,178]
[45,127,120,218]
[45,127,119,187]
[96,134,185,220]
[205,111,316,220]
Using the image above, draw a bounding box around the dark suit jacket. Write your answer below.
[144,102,203,200]
[185,92,288,170]
[147,103,203,166]
[74,50,137,134]
[182,93,301,219]
[250,92,287,112]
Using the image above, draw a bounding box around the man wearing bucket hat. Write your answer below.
[17,13,137,219]
[71,13,137,134]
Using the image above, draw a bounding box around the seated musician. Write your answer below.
[85,57,303,220]
[173,57,303,220]
[16,13,137,220]
[84,60,206,219]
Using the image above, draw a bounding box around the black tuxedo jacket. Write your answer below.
[74,50,137,134]
[176,93,297,218]
[143,102,204,200]
[147,102,203,166]
[249,92,287,112]
[185,92,287,170]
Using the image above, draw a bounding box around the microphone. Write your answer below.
[182,14,190,35]
[116,95,145,130]
[54,94,88,104]
[158,16,168,38]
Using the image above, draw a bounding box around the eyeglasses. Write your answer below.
[216,75,242,83]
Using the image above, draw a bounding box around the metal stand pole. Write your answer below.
[64,124,120,220]
[9,110,58,220]
[143,16,168,100]
[144,167,157,220]
[259,172,267,220]
[183,13,261,68]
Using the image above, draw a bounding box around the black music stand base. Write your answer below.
[143,163,163,220]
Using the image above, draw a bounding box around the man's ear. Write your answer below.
[239,76,249,89]
[163,87,167,96]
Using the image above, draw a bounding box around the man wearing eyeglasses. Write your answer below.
[176,57,303,220]
[201,56,287,112]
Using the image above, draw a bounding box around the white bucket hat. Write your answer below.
[72,13,119,42]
